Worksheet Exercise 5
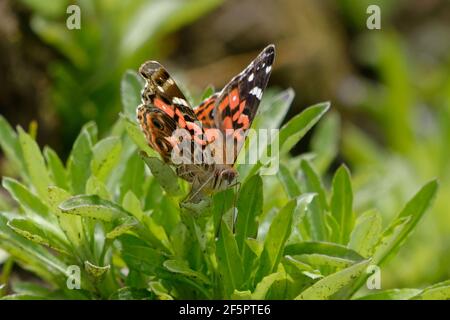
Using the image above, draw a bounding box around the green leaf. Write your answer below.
[216,221,244,297]
[0,115,26,177]
[140,153,182,197]
[285,242,364,261]
[340,217,410,300]
[148,281,173,300]
[255,89,296,131]
[231,290,252,300]
[311,112,340,173]
[256,200,296,282]
[330,165,354,244]
[283,255,320,275]
[411,280,450,300]
[120,235,165,275]
[118,149,145,201]
[357,289,421,300]
[245,238,263,258]
[110,287,152,300]
[282,257,323,298]
[300,160,328,211]
[84,261,110,279]
[241,238,262,283]
[0,215,69,284]
[348,209,382,257]
[279,102,330,154]
[200,85,215,101]
[10,281,54,298]
[236,89,295,179]
[2,178,51,221]
[121,70,145,119]
[91,137,122,182]
[299,160,328,240]
[235,175,263,253]
[295,259,370,300]
[290,193,317,242]
[17,126,51,199]
[44,146,69,190]
[59,195,128,221]
[325,213,340,243]
[252,272,284,300]
[291,254,357,269]
[68,123,95,194]
[163,259,210,285]
[1,294,48,300]
[212,189,234,234]
[374,180,438,265]
[354,179,436,299]
[47,186,85,252]
[106,217,137,239]
[85,176,111,200]
[122,191,172,252]
[277,163,301,199]
[2,178,62,241]
[154,196,180,235]
[340,181,438,299]
[7,219,68,253]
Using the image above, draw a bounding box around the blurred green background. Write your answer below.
[0,0,449,289]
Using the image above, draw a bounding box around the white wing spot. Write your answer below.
[250,86,262,100]
[157,86,164,92]
[173,97,188,106]
[248,73,254,82]
[167,78,174,85]
[265,65,272,74]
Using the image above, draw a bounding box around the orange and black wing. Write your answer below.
[137,61,206,162]
[194,93,219,129]
[213,45,275,162]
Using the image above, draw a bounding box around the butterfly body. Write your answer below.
[176,163,238,194]
[137,45,275,200]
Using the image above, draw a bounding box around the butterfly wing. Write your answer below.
[137,61,207,163]
[139,61,197,124]
[213,44,275,162]
[194,93,219,129]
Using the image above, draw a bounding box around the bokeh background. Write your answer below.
[0,0,449,289]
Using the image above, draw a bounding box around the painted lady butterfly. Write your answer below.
[137,45,275,201]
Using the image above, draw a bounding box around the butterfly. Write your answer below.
[137,45,275,202]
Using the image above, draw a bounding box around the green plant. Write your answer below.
[0,71,448,300]
[340,30,450,287]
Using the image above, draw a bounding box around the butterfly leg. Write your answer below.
[185,174,215,204]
